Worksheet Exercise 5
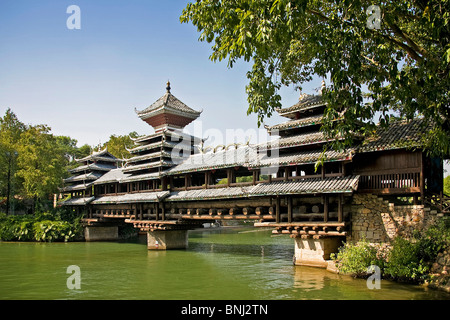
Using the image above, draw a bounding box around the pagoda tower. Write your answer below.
[254,88,359,178]
[123,82,203,180]
[59,147,122,207]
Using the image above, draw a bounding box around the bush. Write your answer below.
[334,217,450,283]
[332,239,384,277]
[384,237,429,282]
[0,209,83,242]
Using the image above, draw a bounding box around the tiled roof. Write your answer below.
[135,92,202,120]
[59,182,94,192]
[122,160,173,173]
[166,146,256,175]
[166,186,253,201]
[276,94,326,119]
[92,191,170,204]
[267,114,324,133]
[250,148,353,168]
[59,196,95,206]
[63,172,103,183]
[93,168,130,185]
[257,131,345,151]
[127,140,180,154]
[249,176,359,196]
[76,148,121,163]
[358,118,428,153]
[166,175,359,201]
[121,171,161,183]
[69,162,117,174]
[132,129,202,145]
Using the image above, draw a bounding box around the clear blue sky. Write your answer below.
[0,0,320,148]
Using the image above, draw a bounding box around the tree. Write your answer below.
[181,0,450,157]
[0,109,26,214]
[102,131,139,159]
[16,124,68,210]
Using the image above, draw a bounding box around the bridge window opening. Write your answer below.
[119,183,127,193]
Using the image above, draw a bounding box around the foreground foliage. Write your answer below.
[333,217,450,283]
[181,0,450,158]
[0,209,83,242]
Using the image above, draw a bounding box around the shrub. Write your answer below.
[332,239,384,277]
[384,237,429,282]
[0,209,82,242]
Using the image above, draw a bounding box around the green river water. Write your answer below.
[0,226,449,300]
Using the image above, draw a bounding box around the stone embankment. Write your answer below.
[347,194,449,292]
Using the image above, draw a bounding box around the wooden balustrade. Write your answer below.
[358,169,421,194]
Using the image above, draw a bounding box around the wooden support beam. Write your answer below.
[287,196,293,223]
[323,195,328,223]
[275,196,281,223]
[338,194,343,223]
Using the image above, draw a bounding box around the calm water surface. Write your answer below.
[0,227,449,300]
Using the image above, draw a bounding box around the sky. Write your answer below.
[0,0,320,148]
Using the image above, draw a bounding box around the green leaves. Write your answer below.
[0,211,82,242]
[181,0,450,158]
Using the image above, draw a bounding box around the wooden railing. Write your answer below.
[358,169,421,194]
[424,192,450,214]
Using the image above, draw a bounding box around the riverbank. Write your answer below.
[329,216,450,294]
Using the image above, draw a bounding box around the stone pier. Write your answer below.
[293,236,344,268]
[147,230,189,250]
[84,226,118,241]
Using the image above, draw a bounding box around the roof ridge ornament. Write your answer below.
[166,80,171,93]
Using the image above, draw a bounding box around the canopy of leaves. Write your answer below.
[181,0,450,157]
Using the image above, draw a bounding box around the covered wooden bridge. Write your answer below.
[59,82,444,267]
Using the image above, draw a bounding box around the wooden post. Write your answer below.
[161,203,165,221]
[155,203,159,221]
[323,195,328,223]
[252,171,257,185]
[204,171,209,189]
[139,203,143,220]
[338,194,343,223]
[321,164,325,179]
[287,196,292,223]
[276,196,281,223]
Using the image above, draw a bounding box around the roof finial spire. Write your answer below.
[166,80,171,93]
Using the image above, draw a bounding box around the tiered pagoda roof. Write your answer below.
[59,148,122,206]
[134,81,202,132]
[94,83,204,185]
